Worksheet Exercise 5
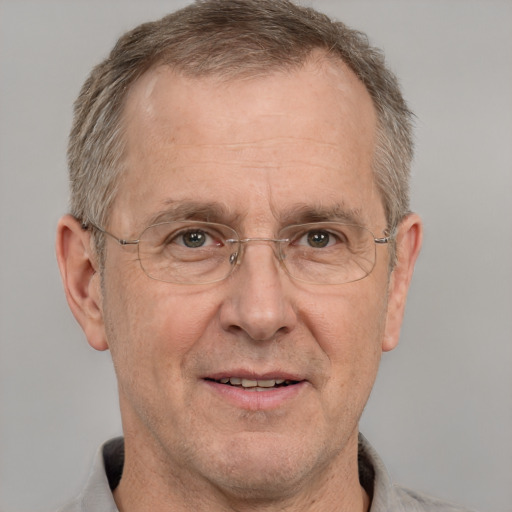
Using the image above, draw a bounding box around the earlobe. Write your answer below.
[382,213,423,352]
[56,214,109,351]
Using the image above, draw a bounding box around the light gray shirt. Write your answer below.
[58,435,475,512]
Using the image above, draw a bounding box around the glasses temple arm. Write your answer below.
[81,221,139,246]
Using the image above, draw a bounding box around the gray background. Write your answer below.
[1,1,511,511]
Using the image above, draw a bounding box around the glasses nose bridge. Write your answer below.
[239,236,289,245]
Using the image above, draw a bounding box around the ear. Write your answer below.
[382,213,423,352]
[56,214,109,351]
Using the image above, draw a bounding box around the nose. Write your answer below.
[219,241,297,342]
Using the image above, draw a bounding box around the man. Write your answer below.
[55,1,471,511]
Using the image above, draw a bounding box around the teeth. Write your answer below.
[255,379,275,388]
[218,377,292,388]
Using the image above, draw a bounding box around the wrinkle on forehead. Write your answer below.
[156,137,342,151]
[141,196,366,234]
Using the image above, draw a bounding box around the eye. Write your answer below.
[180,230,207,248]
[297,229,341,249]
[306,230,331,248]
[177,229,220,248]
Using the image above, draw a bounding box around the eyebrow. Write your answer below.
[143,200,240,228]
[141,199,365,231]
[278,203,365,227]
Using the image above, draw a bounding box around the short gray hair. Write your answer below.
[69,0,413,258]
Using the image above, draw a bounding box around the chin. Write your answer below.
[198,431,331,501]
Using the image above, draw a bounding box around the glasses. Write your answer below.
[84,220,393,285]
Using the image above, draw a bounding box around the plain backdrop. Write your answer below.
[1,1,511,511]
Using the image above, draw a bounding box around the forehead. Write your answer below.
[115,56,381,231]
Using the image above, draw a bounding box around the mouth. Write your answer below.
[205,377,301,392]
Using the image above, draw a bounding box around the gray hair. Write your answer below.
[69,0,413,260]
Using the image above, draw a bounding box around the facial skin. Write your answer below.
[57,53,422,512]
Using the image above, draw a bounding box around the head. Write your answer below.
[57,1,422,508]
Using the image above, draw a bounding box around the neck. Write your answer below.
[113,430,371,512]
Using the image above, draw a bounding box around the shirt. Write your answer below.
[58,435,475,512]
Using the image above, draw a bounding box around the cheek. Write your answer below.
[103,274,220,382]
[102,277,225,438]
[301,281,388,398]
[303,283,387,353]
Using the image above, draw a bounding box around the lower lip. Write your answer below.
[204,380,307,411]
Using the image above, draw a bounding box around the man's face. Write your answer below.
[97,57,400,496]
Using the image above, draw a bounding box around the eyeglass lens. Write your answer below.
[136,221,377,285]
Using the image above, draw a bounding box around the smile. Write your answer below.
[209,377,299,391]
[203,374,308,410]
